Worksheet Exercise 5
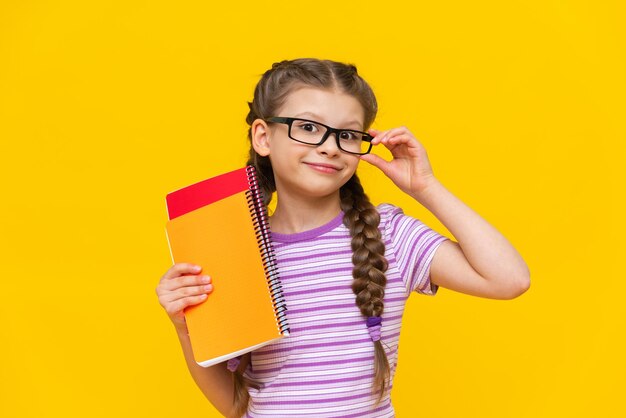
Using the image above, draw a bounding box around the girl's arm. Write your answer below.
[412,179,530,299]
[361,127,530,300]
[156,263,237,416]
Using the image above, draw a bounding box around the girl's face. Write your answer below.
[258,87,365,202]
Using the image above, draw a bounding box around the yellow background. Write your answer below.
[1,1,624,417]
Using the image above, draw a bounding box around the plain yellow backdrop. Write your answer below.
[1,1,624,417]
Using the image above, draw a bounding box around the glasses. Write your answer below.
[267,117,374,155]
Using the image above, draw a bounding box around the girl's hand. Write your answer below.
[360,126,438,199]
[156,263,213,331]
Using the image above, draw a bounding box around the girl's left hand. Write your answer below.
[360,126,439,198]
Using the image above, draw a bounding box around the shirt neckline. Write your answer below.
[271,211,345,243]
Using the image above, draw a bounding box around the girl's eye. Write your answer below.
[295,122,319,133]
[339,131,359,141]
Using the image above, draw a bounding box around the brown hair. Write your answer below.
[234,58,389,416]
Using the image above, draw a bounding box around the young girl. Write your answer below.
[156,58,530,418]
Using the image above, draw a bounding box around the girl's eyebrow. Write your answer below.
[292,112,363,129]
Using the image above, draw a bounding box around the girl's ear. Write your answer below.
[251,119,271,157]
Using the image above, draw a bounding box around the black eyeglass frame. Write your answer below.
[266,117,374,155]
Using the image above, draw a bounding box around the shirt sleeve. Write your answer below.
[378,203,449,296]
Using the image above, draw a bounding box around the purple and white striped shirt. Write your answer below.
[243,203,448,418]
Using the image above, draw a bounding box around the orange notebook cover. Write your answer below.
[165,166,289,367]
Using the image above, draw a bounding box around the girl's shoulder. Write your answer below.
[376,202,403,216]
[375,202,435,240]
[375,202,405,224]
[375,202,407,236]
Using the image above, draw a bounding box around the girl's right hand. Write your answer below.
[156,263,213,330]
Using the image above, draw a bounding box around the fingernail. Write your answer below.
[201,275,211,283]
[204,284,213,292]
[199,293,208,299]
[192,265,201,272]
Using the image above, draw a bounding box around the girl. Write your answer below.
[156,58,530,418]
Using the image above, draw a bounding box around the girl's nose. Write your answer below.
[316,133,341,156]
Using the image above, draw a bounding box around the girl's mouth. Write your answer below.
[304,162,341,173]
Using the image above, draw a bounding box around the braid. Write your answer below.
[340,174,390,401]
[230,352,260,418]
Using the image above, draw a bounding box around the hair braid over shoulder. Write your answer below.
[340,174,391,400]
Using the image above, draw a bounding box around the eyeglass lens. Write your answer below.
[289,119,371,154]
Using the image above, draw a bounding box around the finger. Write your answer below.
[160,282,214,304]
[370,129,392,145]
[380,127,415,142]
[380,132,422,151]
[369,126,413,145]
[157,274,211,293]
[163,293,208,317]
[161,263,202,281]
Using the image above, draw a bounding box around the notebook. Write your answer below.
[165,166,289,367]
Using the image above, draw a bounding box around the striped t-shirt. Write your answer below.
[243,203,448,418]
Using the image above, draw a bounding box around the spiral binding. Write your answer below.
[245,166,290,336]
